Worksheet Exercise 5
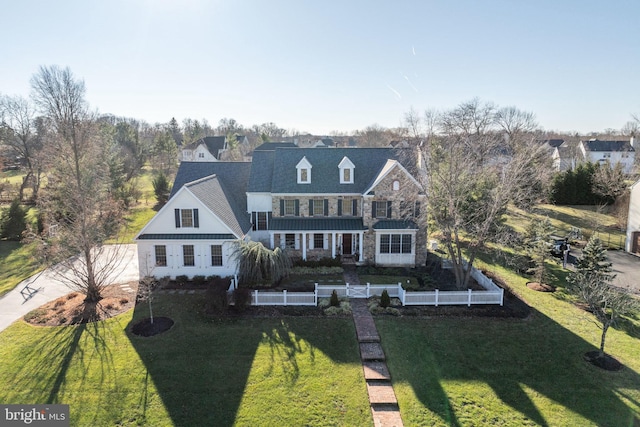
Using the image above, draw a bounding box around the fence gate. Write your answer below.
[350,285,368,298]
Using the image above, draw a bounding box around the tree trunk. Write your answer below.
[599,323,609,358]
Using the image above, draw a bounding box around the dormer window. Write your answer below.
[338,156,355,184]
[296,157,312,184]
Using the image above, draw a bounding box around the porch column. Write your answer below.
[302,232,307,260]
[331,232,336,258]
[269,232,274,249]
[358,232,364,262]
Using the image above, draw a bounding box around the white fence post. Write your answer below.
[435,289,439,307]
[366,283,370,298]
[468,289,472,307]
[254,290,258,306]
[283,289,287,306]
[500,288,504,306]
[346,283,349,297]
[314,289,318,306]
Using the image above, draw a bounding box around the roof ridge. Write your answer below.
[185,173,218,187]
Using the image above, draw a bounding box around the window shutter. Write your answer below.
[324,199,329,216]
[337,199,343,216]
[309,199,314,215]
[387,201,392,218]
[372,201,377,218]
[295,200,300,216]
[415,201,421,217]
[352,199,358,216]
[280,199,284,216]
[175,209,181,228]
[193,209,199,228]
[267,212,272,228]
[252,212,257,230]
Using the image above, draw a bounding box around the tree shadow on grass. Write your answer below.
[378,308,640,426]
[126,297,364,427]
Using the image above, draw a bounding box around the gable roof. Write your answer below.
[170,162,252,236]
[248,147,418,194]
[581,139,634,153]
[254,142,297,151]
[201,136,227,158]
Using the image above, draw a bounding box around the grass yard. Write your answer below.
[377,259,640,426]
[0,294,371,426]
[0,241,41,297]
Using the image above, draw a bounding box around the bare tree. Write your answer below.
[494,106,539,148]
[0,95,44,201]
[592,161,627,203]
[32,66,125,312]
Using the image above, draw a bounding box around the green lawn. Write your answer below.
[0,241,41,297]
[0,295,372,426]
[377,260,640,426]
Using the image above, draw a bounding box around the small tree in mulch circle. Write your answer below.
[567,236,638,370]
[524,217,555,290]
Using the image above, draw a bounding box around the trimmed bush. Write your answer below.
[1,199,27,241]
[380,289,391,308]
[192,275,206,286]
[175,275,189,285]
[330,289,340,307]
[233,287,252,312]
[206,281,228,314]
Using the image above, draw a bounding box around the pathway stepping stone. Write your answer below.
[367,381,398,404]
[360,342,385,361]
[363,361,390,380]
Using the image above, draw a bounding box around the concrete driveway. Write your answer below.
[0,244,139,333]
[606,250,640,294]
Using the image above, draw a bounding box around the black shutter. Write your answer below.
[324,199,329,216]
[372,201,377,218]
[267,212,272,228]
[337,199,343,216]
[252,212,257,230]
[175,209,181,228]
[280,199,284,216]
[309,199,314,216]
[387,201,392,218]
[295,199,300,216]
[193,209,199,228]
[415,201,421,217]
[352,199,358,216]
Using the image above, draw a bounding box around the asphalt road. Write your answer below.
[568,247,640,295]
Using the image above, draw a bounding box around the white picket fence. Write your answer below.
[242,280,503,307]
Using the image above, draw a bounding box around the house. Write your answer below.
[552,143,578,172]
[136,146,427,279]
[625,179,640,255]
[578,137,636,173]
[179,135,249,162]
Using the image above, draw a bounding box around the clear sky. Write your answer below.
[1,0,639,135]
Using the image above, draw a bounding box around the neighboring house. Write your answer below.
[578,138,636,173]
[552,143,578,172]
[137,147,427,279]
[313,138,335,148]
[625,179,640,255]
[179,135,249,162]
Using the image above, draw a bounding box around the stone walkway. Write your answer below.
[345,265,404,427]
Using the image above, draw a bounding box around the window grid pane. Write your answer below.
[380,234,390,254]
[401,234,412,254]
[257,212,267,230]
[155,245,167,266]
[284,200,296,216]
[181,209,193,227]
[314,233,324,249]
[183,245,195,266]
[313,199,324,216]
[285,234,296,249]
[211,245,223,266]
[376,202,387,218]
[390,235,401,253]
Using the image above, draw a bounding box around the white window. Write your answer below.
[198,152,205,158]
[175,208,199,228]
[284,200,296,216]
[379,234,412,254]
[155,245,167,266]
[312,198,325,216]
[183,245,195,266]
[339,156,355,184]
[393,180,400,191]
[211,245,223,266]
[285,234,296,249]
[313,233,324,249]
[296,157,312,184]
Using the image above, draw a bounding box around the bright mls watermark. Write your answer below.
[1,405,69,426]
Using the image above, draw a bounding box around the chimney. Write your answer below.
[631,134,636,148]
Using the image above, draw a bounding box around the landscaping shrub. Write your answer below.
[380,289,391,308]
[233,287,252,312]
[192,275,206,286]
[290,266,344,275]
[206,281,228,314]
[330,289,340,307]
[0,198,27,241]
[293,256,342,268]
[175,275,189,285]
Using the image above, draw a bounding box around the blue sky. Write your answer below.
[1,0,639,134]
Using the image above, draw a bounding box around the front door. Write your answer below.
[342,234,352,255]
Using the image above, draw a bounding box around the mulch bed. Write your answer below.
[583,351,623,371]
[526,282,556,292]
[24,282,138,326]
[130,317,175,337]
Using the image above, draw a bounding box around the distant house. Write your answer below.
[313,138,335,148]
[137,146,427,279]
[578,138,636,173]
[626,179,640,255]
[552,144,578,172]
[179,135,249,162]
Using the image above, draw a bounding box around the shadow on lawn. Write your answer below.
[126,297,360,427]
[379,307,640,426]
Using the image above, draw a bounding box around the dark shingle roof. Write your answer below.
[249,147,415,194]
[254,142,297,151]
[372,220,418,230]
[138,233,236,240]
[170,162,252,236]
[269,217,366,231]
[202,136,227,158]
[581,139,634,152]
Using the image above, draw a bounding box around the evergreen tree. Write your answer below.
[575,236,613,276]
[152,172,171,206]
[525,217,554,285]
[0,198,27,241]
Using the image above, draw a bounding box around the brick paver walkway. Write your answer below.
[350,296,404,426]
